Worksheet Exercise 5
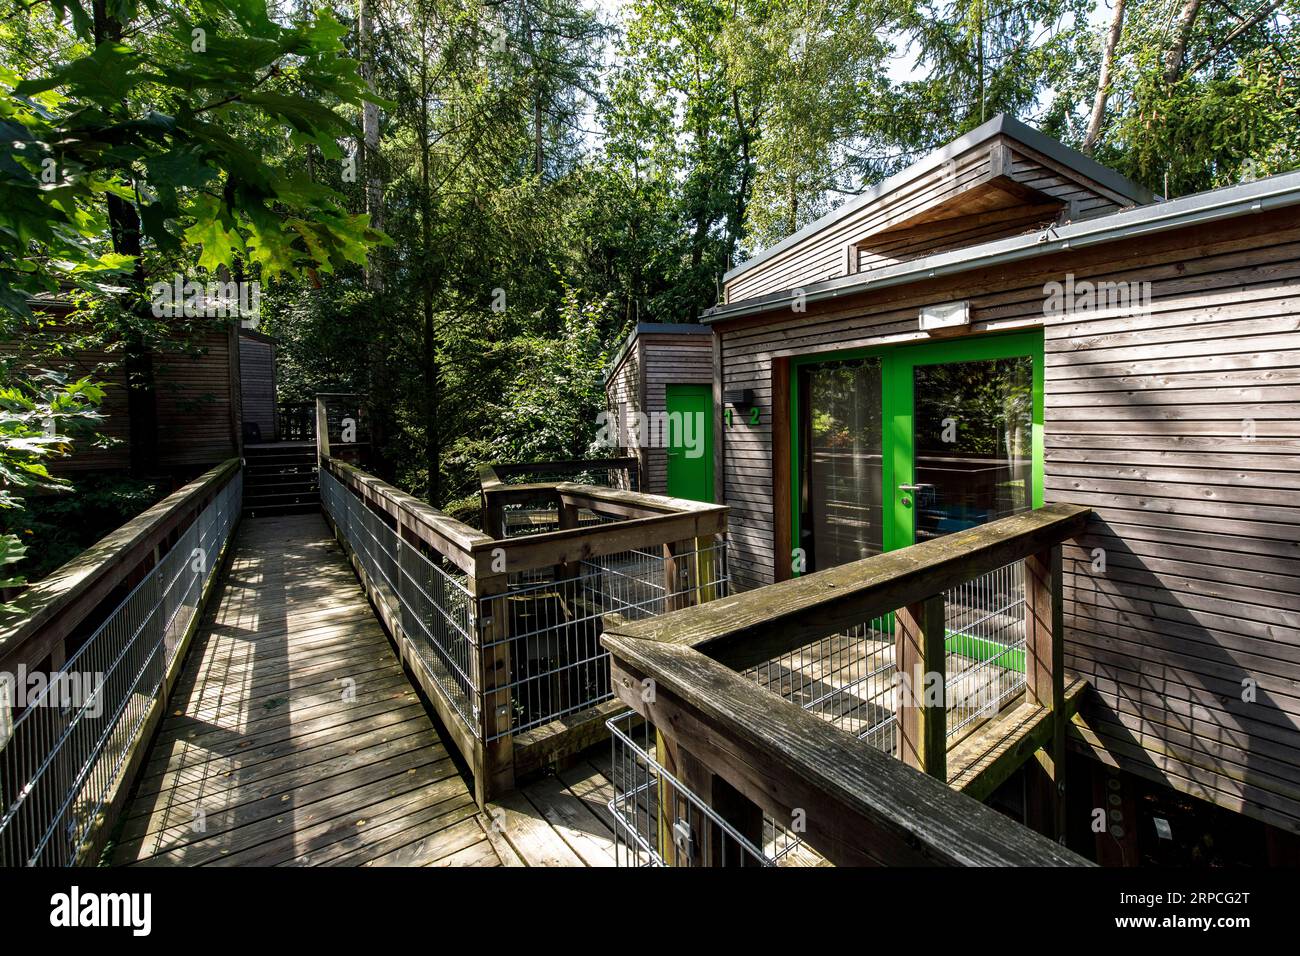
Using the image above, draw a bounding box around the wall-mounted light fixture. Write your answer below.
[919,300,970,335]
[725,388,757,412]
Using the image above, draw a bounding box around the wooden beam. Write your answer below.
[1024,544,1067,840]
[474,574,515,805]
[610,503,1091,669]
[896,594,946,779]
[604,634,1088,866]
[947,676,1090,802]
[478,507,726,571]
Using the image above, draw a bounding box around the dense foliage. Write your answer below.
[2,0,1296,579]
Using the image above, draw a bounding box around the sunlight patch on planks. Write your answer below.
[111,512,506,867]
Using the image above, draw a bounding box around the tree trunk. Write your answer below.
[1163,0,1202,83]
[418,25,440,505]
[358,0,394,480]
[360,0,385,270]
[1082,0,1126,156]
[94,0,157,477]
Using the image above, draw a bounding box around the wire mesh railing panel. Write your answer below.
[501,506,616,539]
[606,710,795,867]
[320,469,480,734]
[0,471,241,867]
[739,558,1028,756]
[482,540,729,739]
[742,616,899,754]
[943,559,1027,739]
[498,464,639,491]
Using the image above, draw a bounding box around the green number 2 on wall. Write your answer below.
[724,407,761,427]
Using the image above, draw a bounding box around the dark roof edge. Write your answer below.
[635,322,712,335]
[721,114,1154,285]
[703,169,1300,325]
[603,322,712,385]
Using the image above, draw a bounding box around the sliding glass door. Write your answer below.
[792,331,1042,573]
[796,358,885,570]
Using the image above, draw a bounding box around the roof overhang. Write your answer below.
[703,170,1300,325]
[722,114,1156,287]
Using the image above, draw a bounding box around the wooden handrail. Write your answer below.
[601,502,1095,866]
[0,458,241,675]
[607,502,1090,670]
[331,455,728,576]
[324,457,493,578]
[604,634,1087,866]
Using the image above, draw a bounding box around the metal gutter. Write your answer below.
[703,170,1300,324]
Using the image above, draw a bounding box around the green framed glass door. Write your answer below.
[791,330,1043,574]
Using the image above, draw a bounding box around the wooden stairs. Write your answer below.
[243,444,319,517]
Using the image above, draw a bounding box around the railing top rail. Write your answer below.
[479,457,640,493]
[479,504,726,569]
[333,456,727,580]
[325,457,494,577]
[554,483,721,517]
[607,502,1091,670]
[603,632,1089,867]
[0,457,241,673]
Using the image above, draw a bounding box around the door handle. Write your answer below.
[898,483,932,492]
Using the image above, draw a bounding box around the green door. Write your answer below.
[665,384,714,502]
[791,330,1043,572]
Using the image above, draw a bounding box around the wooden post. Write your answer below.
[554,495,580,580]
[895,595,946,780]
[657,731,764,866]
[483,491,504,540]
[1024,545,1066,841]
[314,395,330,462]
[473,573,515,805]
[663,538,696,612]
[695,531,718,605]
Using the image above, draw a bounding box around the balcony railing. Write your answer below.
[601,503,1094,866]
[320,455,727,803]
[0,460,242,866]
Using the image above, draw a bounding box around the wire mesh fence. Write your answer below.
[320,468,480,736]
[0,470,241,867]
[741,559,1028,756]
[483,540,729,739]
[501,505,615,539]
[944,560,1027,738]
[606,710,801,867]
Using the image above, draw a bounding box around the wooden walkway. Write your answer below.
[111,512,621,867]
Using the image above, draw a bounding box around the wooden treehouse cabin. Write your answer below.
[603,322,714,500]
[0,115,1297,868]
[637,113,1300,865]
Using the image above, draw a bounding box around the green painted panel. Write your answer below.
[791,330,1044,563]
[665,383,713,502]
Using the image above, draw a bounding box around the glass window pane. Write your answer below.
[798,358,883,571]
[912,356,1033,543]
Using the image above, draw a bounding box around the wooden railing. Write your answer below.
[0,459,242,865]
[601,503,1094,866]
[321,455,727,805]
[478,458,641,538]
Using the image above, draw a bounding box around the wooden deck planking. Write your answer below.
[112,513,507,867]
[480,755,622,867]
